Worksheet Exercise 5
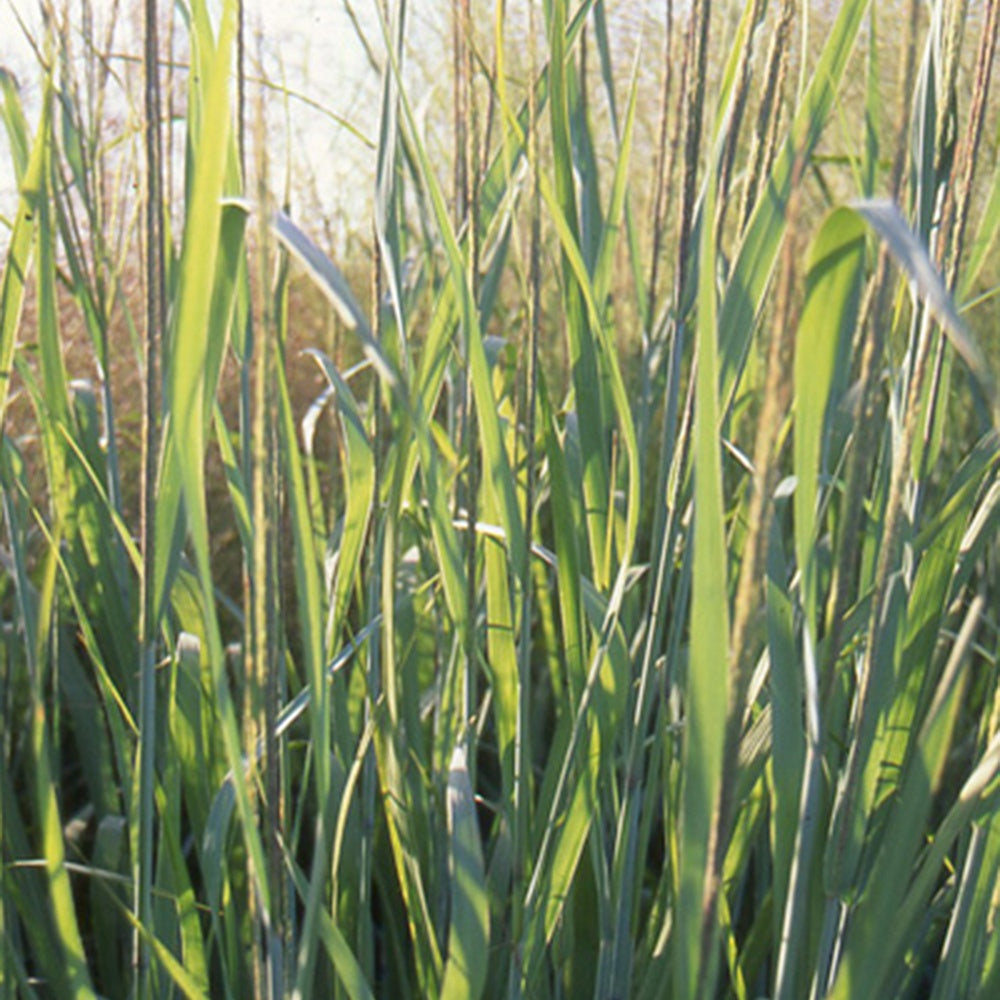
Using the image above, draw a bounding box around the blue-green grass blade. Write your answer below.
[909,21,939,242]
[827,595,985,998]
[930,820,996,999]
[440,745,489,1000]
[303,349,375,640]
[853,199,998,419]
[766,525,803,925]
[274,210,400,390]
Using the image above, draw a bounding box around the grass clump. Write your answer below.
[2,0,1000,997]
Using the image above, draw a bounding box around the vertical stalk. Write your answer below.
[510,0,540,989]
[456,0,480,741]
[249,54,285,998]
[913,0,998,530]
[739,0,795,235]
[359,215,383,984]
[671,0,712,324]
[136,0,164,991]
[236,10,267,999]
[715,0,765,245]
[645,0,674,329]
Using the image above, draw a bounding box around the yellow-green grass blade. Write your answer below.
[277,347,338,993]
[794,207,866,629]
[0,67,30,184]
[477,0,599,224]
[483,513,519,789]
[676,144,728,1000]
[0,71,48,425]
[123,906,208,1000]
[440,745,489,1000]
[32,526,97,999]
[588,2,648,333]
[592,45,640,312]
[766,528,803,928]
[1,445,94,997]
[165,0,273,926]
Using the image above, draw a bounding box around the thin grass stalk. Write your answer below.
[649,0,713,556]
[638,8,693,711]
[166,0,175,215]
[249,70,285,998]
[715,0,765,245]
[241,6,266,994]
[640,0,700,696]
[739,0,794,235]
[673,0,711,323]
[645,0,674,328]
[508,0,541,985]
[359,215,383,986]
[136,0,165,989]
[915,0,998,524]
[937,0,998,290]
[458,0,481,752]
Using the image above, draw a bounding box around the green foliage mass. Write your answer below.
[1,1,999,997]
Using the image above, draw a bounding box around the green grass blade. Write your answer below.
[676,146,728,1000]
[794,207,867,627]
[0,74,50,427]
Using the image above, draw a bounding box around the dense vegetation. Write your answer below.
[2,0,999,997]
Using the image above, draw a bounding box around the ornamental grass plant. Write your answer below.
[1,0,1000,997]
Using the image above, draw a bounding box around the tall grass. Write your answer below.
[2,0,1000,997]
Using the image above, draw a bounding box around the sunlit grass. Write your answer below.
[2,1,999,997]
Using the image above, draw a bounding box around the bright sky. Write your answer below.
[0,0,396,231]
[1,0,661,237]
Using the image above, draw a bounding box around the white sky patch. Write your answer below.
[1,0,664,239]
